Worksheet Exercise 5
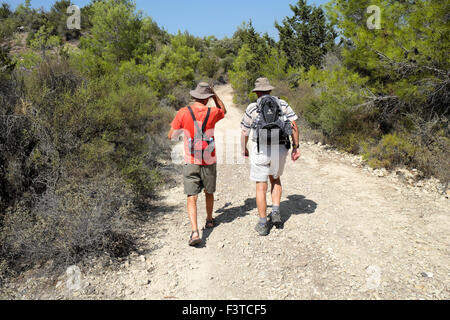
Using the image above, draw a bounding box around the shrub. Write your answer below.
[270,79,315,115]
[408,117,450,183]
[0,175,136,272]
[336,133,365,154]
[0,17,15,41]
[198,54,220,79]
[166,84,191,110]
[13,50,42,70]
[221,55,235,73]
[0,54,175,278]
[28,25,61,58]
[415,136,450,184]
[363,133,418,169]
[122,158,161,198]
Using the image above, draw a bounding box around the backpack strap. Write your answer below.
[187,105,211,139]
[255,100,263,153]
[257,130,260,153]
[202,107,211,134]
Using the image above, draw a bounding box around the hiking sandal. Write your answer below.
[205,218,216,229]
[188,230,201,247]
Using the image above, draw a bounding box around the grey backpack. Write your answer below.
[253,96,292,152]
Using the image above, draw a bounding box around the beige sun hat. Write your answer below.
[190,82,215,100]
[252,77,275,92]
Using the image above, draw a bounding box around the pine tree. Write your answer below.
[229,22,276,103]
[29,25,61,58]
[326,0,449,118]
[276,0,336,70]
[48,0,81,41]
[80,0,143,63]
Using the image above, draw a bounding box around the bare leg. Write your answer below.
[269,176,282,207]
[256,182,268,219]
[205,191,214,221]
[187,195,200,239]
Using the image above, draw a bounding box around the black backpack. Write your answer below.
[253,96,292,152]
[186,106,215,159]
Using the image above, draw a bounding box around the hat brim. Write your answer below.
[252,85,275,92]
[190,91,215,100]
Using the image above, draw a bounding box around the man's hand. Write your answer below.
[168,128,175,140]
[291,148,301,162]
[211,86,227,114]
[242,147,249,158]
[241,132,249,158]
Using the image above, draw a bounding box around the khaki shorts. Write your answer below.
[250,144,288,182]
[183,163,217,196]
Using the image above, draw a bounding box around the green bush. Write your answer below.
[363,133,418,169]
[13,50,42,70]
[336,133,366,154]
[0,17,15,40]
[1,54,174,277]
[122,158,162,197]
[198,54,220,78]
[221,55,235,73]
[146,33,200,98]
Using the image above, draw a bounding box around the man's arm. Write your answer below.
[241,131,250,158]
[168,110,183,140]
[240,103,255,157]
[211,87,227,115]
[168,128,175,140]
[291,121,301,162]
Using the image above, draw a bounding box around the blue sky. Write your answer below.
[5,0,330,39]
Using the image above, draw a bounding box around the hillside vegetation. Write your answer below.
[229,0,449,184]
[0,0,448,280]
[0,0,239,278]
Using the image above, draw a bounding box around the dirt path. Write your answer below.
[6,84,449,300]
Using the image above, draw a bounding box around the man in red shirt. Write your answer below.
[168,82,227,246]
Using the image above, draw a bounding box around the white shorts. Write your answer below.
[250,143,289,182]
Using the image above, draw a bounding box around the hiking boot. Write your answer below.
[270,211,282,227]
[255,222,270,236]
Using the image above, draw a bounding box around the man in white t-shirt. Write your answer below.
[241,78,301,236]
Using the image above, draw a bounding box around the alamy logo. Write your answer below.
[67,5,81,30]
[366,265,382,290]
[66,265,82,291]
[367,5,381,30]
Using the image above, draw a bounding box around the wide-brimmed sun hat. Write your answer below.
[190,82,215,100]
[252,77,275,92]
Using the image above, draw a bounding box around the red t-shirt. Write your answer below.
[171,102,225,165]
